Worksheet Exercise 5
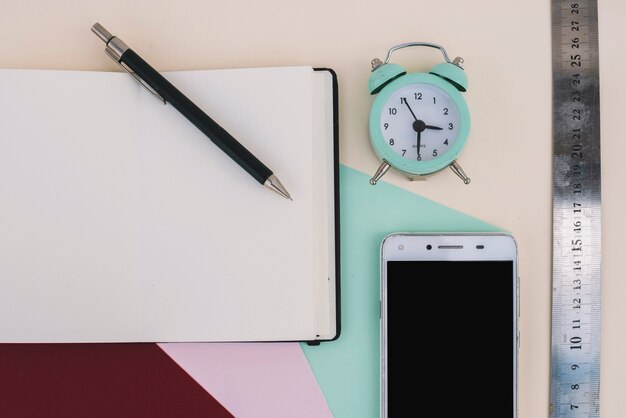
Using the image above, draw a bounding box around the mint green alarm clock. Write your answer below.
[368,42,471,185]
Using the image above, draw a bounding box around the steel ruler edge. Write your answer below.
[550,0,602,417]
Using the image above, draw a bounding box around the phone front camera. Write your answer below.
[426,244,432,250]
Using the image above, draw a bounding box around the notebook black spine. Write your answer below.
[306,68,340,345]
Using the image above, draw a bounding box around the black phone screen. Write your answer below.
[386,260,515,416]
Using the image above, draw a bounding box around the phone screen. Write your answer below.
[386,260,515,416]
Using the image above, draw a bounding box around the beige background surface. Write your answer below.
[1,0,624,416]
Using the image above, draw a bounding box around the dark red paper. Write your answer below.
[0,344,234,418]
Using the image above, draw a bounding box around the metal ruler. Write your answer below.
[550,0,602,417]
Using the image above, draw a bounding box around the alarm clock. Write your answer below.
[368,42,471,185]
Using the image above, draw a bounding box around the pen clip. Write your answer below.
[104,47,166,105]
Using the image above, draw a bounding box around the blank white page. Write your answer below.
[0,67,317,342]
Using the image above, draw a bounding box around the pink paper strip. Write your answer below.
[158,343,332,418]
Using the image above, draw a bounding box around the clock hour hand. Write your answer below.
[424,125,443,130]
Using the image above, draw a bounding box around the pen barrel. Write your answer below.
[120,49,272,185]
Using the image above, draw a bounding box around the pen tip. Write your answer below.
[264,174,291,200]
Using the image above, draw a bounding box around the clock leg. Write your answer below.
[450,161,471,184]
[370,161,391,185]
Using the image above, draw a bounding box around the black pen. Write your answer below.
[91,23,291,200]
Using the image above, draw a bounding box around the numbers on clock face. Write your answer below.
[380,83,461,162]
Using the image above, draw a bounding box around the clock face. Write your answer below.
[379,83,461,162]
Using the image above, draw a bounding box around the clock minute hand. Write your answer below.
[403,99,419,122]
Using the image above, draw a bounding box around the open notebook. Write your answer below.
[0,67,339,343]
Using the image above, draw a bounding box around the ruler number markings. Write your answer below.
[551,0,601,417]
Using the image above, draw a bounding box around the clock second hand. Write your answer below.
[411,120,426,156]
[417,130,421,159]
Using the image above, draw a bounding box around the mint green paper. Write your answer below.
[302,165,499,417]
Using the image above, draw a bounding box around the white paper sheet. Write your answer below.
[0,67,322,342]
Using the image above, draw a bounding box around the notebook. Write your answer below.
[0,67,339,343]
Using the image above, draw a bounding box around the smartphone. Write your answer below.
[380,233,519,417]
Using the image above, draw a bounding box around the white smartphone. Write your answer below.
[380,233,519,418]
